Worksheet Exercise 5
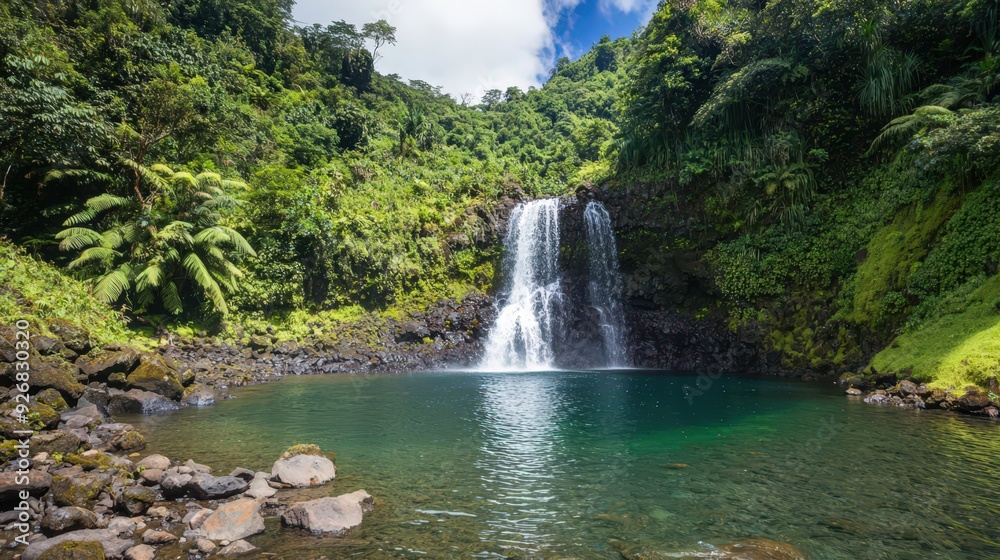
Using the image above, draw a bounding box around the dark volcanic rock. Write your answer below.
[75,348,140,380]
[107,390,181,415]
[185,472,249,500]
[126,355,184,400]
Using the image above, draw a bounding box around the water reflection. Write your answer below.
[475,372,568,554]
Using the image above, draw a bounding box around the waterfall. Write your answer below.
[481,199,564,370]
[584,201,629,367]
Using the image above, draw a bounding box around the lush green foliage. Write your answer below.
[1,0,998,390]
[0,241,134,344]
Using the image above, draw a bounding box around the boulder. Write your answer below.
[180,385,216,407]
[244,472,277,500]
[218,539,257,557]
[719,538,806,559]
[46,319,92,354]
[123,544,155,560]
[88,422,146,452]
[135,454,170,471]
[194,538,217,554]
[185,472,248,500]
[32,335,66,356]
[183,507,213,530]
[107,390,180,415]
[125,355,184,400]
[138,469,164,486]
[184,459,212,473]
[0,470,52,502]
[29,357,85,402]
[23,528,132,560]
[35,541,105,560]
[42,507,100,535]
[956,389,993,412]
[271,445,335,487]
[199,499,265,542]
[159,472,192,499]
[75,348,140,380]
[50,473,109,507]
[33,430,86,456]
[229,467,255,482]
[280,490,374,536]
[141,530,177,545]
[120,484,157,515]
[36,388,70,411]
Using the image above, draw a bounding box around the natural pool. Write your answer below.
[124,371,1000,559]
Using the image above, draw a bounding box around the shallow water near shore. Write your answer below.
[124,371,1000,559]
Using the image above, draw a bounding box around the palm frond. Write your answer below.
[183,253,228,315]
[161,281,183,314]
[91,265,134,304]
[67,247,118,269]
[56,227,103,251]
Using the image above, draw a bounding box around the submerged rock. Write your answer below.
[281,490,374,536]
[218,539,258,557]
[107,390,180,415]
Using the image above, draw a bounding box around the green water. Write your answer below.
[125,371,1000,559]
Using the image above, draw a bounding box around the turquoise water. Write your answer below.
[125,371,1000,559]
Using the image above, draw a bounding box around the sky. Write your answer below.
[291,0,657,102]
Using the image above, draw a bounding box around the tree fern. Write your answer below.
[57,165,254,316]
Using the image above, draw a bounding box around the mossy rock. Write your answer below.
[0,439,18,462]
[36,540,106,560]
[28,401,62,430]
[106,371,127,389]
[33,431,86,456]
[74,347,140,380]
[120,484,157,515]
[36,388,70,411]
[179,369,196,387]
[50,474,108,507]
[125,354,183,400]
[45,319,92,354]
[279,443,324,460]
[65,453,115,471]
[29,356,85,402]
[110,429,145,452]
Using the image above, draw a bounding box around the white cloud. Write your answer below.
[291,1,649,101]
[598,0,657,18]
[293,0,555,101]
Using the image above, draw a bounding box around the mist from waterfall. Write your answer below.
[481,199,564,370]
[583,201,629,368]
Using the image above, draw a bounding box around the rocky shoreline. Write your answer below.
[0,320,385,559]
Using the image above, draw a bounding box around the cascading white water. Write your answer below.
[481,199,564,370]
[584,201,629,367]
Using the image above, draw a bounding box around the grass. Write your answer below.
[873,275,1000,390]
[0,239,141,345]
